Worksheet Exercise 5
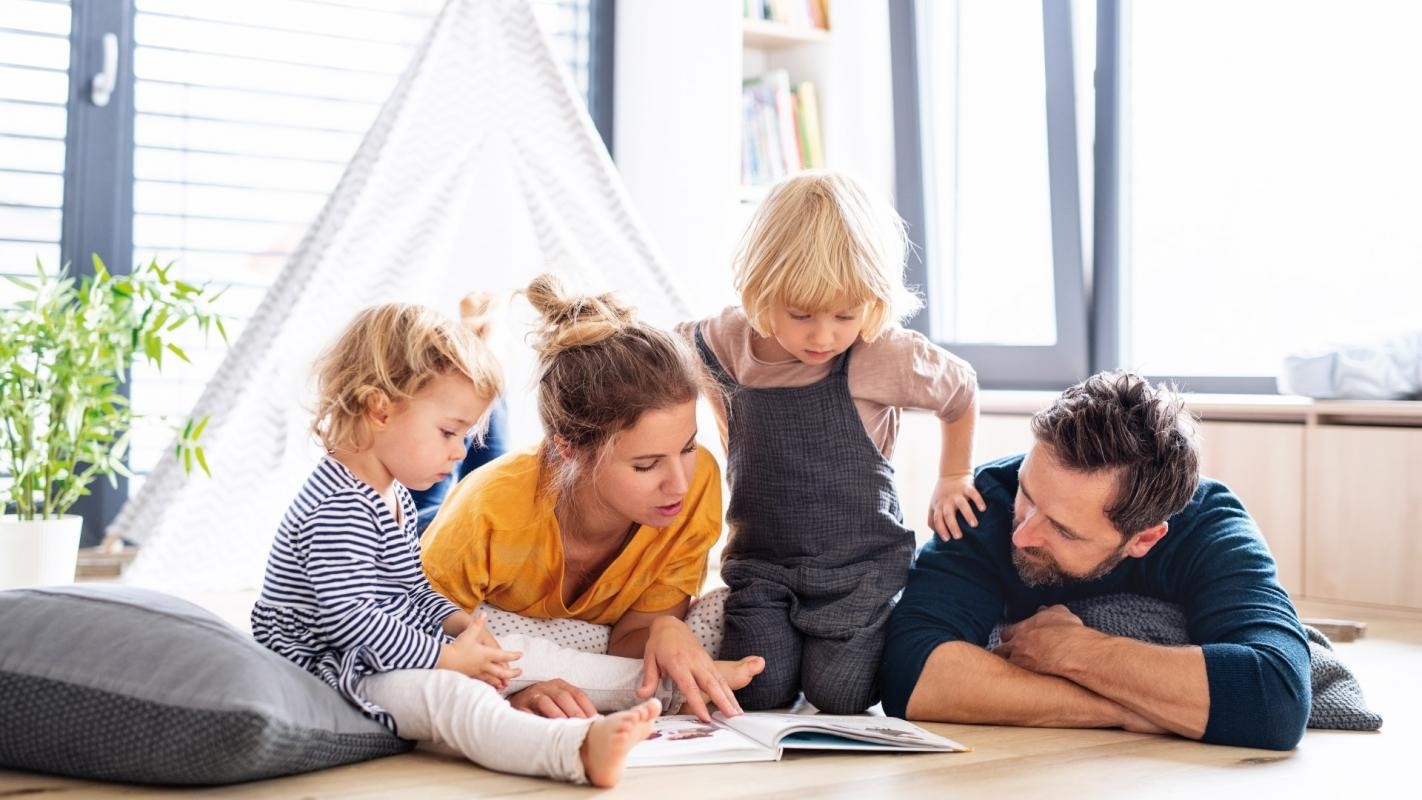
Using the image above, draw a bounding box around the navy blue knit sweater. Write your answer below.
[881,455,1311,750]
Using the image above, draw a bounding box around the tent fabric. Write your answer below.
[112,0,690,590]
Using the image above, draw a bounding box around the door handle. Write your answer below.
[90,32,118,107]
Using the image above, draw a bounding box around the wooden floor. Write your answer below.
[3,599,1414,798]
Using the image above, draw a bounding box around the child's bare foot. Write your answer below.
[580,698,660,788]
[683,656,765,717]
[716,656,765,694]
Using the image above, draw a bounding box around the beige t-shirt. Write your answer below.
[676,306,977,459]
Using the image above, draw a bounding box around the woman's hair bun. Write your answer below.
[524,273,635,361]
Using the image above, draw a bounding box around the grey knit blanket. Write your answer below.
[987,593,1382,731]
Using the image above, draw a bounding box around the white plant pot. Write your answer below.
[0,515,83,590]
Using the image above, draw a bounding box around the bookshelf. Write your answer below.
[613,1,895,316]
[739,4,833,200]
[741,18,831,48]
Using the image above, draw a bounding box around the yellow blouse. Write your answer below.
[420,444,723,625]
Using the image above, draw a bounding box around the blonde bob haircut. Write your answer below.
[734,169,922,342]
[311,296,503,454]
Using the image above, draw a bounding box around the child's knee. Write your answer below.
[802,659,879,714]
[420,668,494,708]
[734,667,801,711]
[721,612,795,661]
[727,638,802,711]
[802,683,877,715]
[802,635,885,703]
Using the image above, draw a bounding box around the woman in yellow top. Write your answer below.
[423,274,763,722]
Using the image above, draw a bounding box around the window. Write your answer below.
[3,0,611,532]
[892,0,1090,388]
[919,1,1056,347]
[895,0,1421,391]
[125,0,446,484]
[125,0,610,485]
[533,0,614,151]
[531,0,594,100]
[0,0,70,299]
[1121,0,1422,380]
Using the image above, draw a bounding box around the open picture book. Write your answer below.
[627,712,970,768]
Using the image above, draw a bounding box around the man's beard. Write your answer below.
[1011,542,1129,588]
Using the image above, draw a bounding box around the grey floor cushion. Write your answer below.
[0,584,411,786]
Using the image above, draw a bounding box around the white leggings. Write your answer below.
[355,588,728,783]
[360,669,591,783]
[358,635,661,784]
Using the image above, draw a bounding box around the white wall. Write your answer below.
[817,1,897,208]
[613,1,742,314]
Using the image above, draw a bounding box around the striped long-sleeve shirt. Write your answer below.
[252,457,463,728]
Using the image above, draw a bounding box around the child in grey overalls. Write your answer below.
[678,170,983,714]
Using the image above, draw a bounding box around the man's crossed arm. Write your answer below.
[906,605,1207,740]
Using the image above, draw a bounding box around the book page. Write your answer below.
[626,715,780,768]
[718,712,970,753]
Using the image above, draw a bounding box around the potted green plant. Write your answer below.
[0,255,225,589]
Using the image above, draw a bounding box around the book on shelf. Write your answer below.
[744,0,831,31]
[770,71,801,175]
[626,712,970,768]
[741,70,825,188]
[794,80,824,170]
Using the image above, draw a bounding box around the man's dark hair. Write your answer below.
[1031,371,1200,537]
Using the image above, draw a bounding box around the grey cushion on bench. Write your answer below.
[0,584,410,786]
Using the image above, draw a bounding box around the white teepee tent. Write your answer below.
[111,0,690,590]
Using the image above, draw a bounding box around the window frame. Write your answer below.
[60,0,136,545]
[890,0,1090,391]
[1091,0,1276,393]
[588,0,616,156]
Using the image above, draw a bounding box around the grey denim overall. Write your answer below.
[696,327,915,713]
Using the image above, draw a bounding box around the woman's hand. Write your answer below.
[507,678,598,718]
[637,615,741,721]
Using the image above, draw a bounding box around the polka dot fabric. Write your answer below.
[479,587,727,657]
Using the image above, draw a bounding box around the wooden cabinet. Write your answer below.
[1305,425,1422,609]
[1197,421,1305,597]
[898,414,1309,596]
[976,414,1037,464]
[891,412,1037,546]
[960,394,1422,613]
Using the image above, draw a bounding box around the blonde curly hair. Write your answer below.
[311,296,502,454]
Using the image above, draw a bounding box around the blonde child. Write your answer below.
[250,301,657,787]
[679,170,984,714]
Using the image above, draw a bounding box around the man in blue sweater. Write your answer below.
[882,371,1310,750]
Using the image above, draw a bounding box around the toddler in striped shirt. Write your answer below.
[252,298,656,787]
